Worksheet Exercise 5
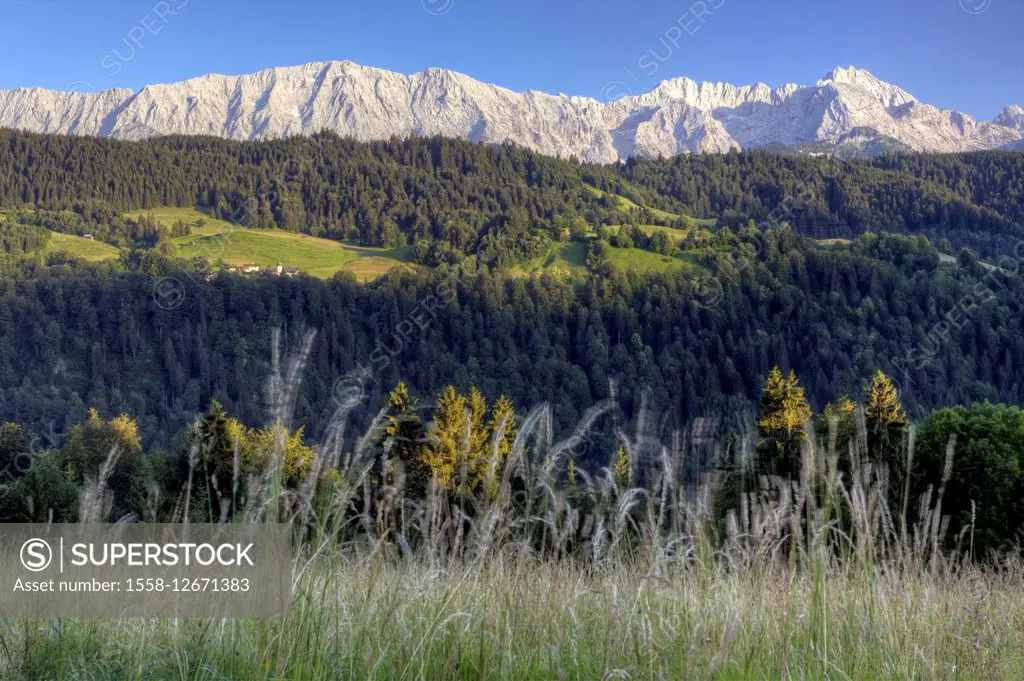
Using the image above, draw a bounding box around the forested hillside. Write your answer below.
[2,131,1023,260]
[2,229,1022,457]
[1,131,1024,463]
[609,151,1024,258]
[0,131,677,269]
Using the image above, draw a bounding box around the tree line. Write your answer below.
[1,225,1023,460]
[0,130,666,267]
[608,150,1024,258]
[2,367,1021,557]
[1,131,1022,262]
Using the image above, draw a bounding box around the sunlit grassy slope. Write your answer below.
[510,242,591,280]
[608,247,702,273]
[44,233,121,261]
[606,223,717,242]
[24,202,718,282]
[1,211,120,262]
[511,240,703,280]
[125,207,415,281]
[585,184,717,227]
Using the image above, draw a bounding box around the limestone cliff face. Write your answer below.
[0,62,1019,160]
[995,105,1024,133]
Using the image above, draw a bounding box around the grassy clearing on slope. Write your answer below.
[127,207,415,282]
[2,211,121,262]
[938,250,1007,274]
[510,239,704,280]
[608,246,702,273]
[123,206,237,233]
[44,233,121,261]
[585,184,717,227]
[606,223,716,241]
[509,242,590,281]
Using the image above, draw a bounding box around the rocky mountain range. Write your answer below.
[0,61,1020,161]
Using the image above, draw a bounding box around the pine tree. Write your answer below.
[487,396,516,460]
[241,421,316,489]
[864,371,908,452]
[60,408,145,521]
[757,367,813,478]
[819,396,857,466]
[468,387,490,464]
[382,383,430,499]
[424,386,468,490]
[195,400,244,521]
[478,394,517,498]
[864,370,909,485]
[0,423,30,479]
[712,430,746,536]
[198,401,234,480]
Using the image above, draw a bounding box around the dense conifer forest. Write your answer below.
[1,227,1023,450]
[2,130,1023,257]
[1,131,1023,502]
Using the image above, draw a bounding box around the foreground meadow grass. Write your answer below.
[3,338,1022,679]
[3,556,1023,680]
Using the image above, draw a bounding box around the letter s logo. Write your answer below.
[20,539,53,572]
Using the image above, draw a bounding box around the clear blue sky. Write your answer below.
[1,0,1021,119]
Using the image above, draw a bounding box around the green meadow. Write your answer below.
[608,245,702,272]
[584,184,718,227]
[44,232,121,261]
[125,207,416,282]
[510,241,703,281]
[510,242,591,279]
[26,202,719,284]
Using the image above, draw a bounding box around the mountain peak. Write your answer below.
[0,60,1018,160]
[995,104,1024,132]
[820,66,877,84]
[817,65,917,109]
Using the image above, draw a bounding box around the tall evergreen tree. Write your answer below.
[479,394,517,498]
[468,387,490,466]
[818,396,857,468]
[757,367,813,478]
[425,386,468,491]
[382,383,430,499]
[864,370,909,467]
[864,370,910,513]
[195,400,243,521]
[59,409,145,521]
[0,422,30,482]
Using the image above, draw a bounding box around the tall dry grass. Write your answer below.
[3,337,1022,679]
